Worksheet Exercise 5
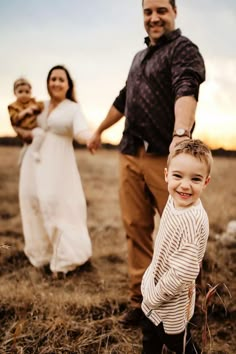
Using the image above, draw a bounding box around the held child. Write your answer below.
[8,78,45,162]
[141,139,213,354]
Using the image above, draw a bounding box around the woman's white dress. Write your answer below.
[19,99,92,273]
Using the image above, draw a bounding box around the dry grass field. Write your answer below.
[0,146,235,353]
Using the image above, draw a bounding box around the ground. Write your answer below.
[0,146,235,353]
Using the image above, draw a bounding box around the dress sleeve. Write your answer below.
[72,104,92,142]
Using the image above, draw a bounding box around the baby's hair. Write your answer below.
[167,139,213,175]
[13,78,31,92]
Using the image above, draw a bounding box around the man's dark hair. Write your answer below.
[142,0,176,8]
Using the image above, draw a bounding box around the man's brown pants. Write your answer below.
[119,148,168,307]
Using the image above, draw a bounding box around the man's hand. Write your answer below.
[169,136,190,153]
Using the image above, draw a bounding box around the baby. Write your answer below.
[8,77,45,162]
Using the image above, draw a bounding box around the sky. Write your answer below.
[0,0,236,150]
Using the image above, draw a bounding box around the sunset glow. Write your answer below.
[0,0,235,151]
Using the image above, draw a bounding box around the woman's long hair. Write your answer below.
[46,65,77,102]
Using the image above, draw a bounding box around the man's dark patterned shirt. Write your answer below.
[113,29,205,156]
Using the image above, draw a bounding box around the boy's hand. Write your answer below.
[23,105,40,116]
[30,104,40,113]
[22,107,34,116]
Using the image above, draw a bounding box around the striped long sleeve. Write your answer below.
[141,196,209,334]
[144,242,199,308]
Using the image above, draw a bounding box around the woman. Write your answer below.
[19,65,92,275]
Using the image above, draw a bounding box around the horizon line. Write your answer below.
[0,135,236,153]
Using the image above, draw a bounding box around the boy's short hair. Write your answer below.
[167,139,213,175]
[13,78,31,92]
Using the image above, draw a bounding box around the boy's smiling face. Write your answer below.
[165,153,210,209]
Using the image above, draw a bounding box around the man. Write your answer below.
[87,0,205,327]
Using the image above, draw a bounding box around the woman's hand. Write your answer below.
[87,131,101,154]
[13,126,33,144]
[22,131,33,144]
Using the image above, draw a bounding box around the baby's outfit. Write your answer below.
[8,99,45,162]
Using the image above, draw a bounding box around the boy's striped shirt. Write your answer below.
[141,196,209,334]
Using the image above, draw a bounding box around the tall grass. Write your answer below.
[0,147,235,353]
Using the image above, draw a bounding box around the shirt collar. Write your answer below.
[144,28,181,47]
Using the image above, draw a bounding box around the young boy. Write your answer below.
[141,139,213,354]
[8,77,45,162]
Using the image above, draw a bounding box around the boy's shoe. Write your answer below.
[118,307,144,328]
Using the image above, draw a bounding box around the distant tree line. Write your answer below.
[0,136,118,150]
[0,136,235,156]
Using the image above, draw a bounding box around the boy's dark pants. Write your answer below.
[142,317,201,354]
